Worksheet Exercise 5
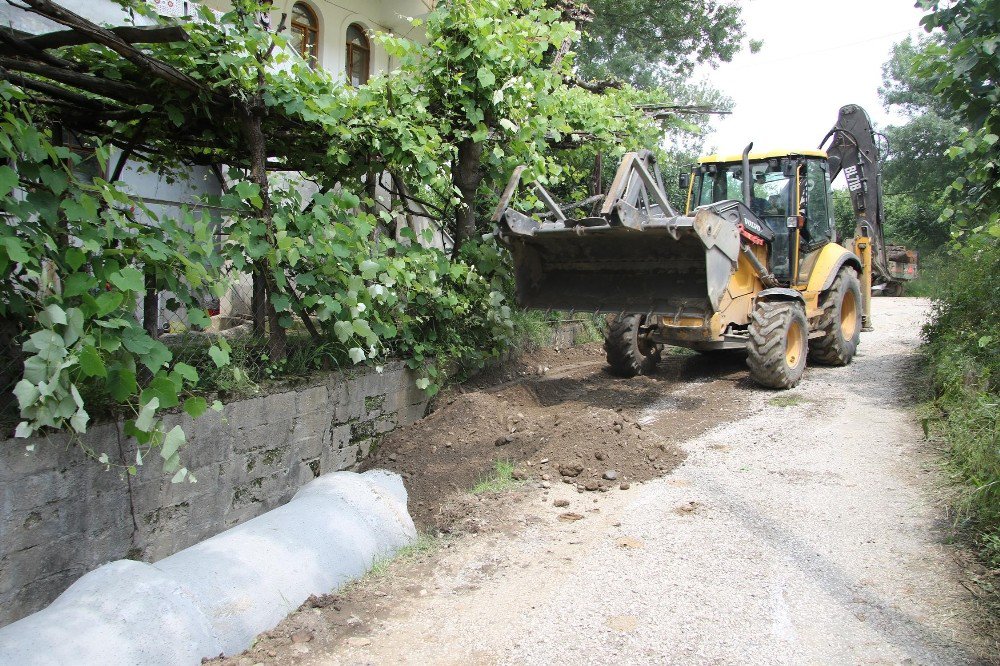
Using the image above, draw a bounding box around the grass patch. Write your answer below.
[471,458,521,494]
[365,532,441,580]
[768,395,806,407]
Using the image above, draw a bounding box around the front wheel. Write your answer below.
[746,300,808,389]
[809,268,863,366]
[604,314,661,377]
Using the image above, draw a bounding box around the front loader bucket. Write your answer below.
[493,154,748,318]
[501,212,741,317]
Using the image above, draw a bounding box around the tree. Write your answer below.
[914,0,1000,247]
[874,36,963,249]
[574,0,748,88]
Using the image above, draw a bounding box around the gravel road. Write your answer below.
[239,298,994,665]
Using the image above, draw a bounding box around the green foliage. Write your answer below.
[914,0,1000,564]
[922,242,1000,562]
[915,0,1000,245]
[575,0,747,88]
[0,82,219,481]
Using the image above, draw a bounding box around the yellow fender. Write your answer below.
[805,243,862,294]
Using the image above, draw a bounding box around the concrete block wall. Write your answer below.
[0,360,429,628]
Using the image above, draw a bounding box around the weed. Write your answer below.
[362,533,440,581]
[768,395,805,407]
[471,458,520,494]
[510,310,553,354]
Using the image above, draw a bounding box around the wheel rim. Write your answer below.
[785,320,804,368]
[635,317,657,357]
[841,289,859,338]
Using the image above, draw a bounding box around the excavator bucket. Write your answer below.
[494,153,748,318]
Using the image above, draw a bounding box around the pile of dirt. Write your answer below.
[362,342,750,533]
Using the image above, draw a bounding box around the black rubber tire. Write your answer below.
[746,300,808,389]
[809,267,863,366]
[604,315,661,377]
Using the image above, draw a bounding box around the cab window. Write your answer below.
[801,160,833,248]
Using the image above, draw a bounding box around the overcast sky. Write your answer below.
[693,0,928,156]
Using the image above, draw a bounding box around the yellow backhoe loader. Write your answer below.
[493,104,892,389]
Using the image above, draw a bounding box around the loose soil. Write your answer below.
[361,342,752,534]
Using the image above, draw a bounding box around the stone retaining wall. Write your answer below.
[0,360,428,627]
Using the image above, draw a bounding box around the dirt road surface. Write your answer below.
[226,298,995,665]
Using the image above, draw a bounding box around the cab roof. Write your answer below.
[697,148,828,164]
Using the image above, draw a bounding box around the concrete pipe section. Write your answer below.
[0,470,416,665]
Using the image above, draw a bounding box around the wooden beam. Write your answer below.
[0,56,154,104]
[17,0,205,94]
[0,25,190,56]
[0,66,108,110]
[0,25,78,69]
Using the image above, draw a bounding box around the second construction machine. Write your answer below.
[494,104,892,389]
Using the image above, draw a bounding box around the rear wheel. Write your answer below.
[809,267,862,365]
[605,314,661,377]
[882,280,904,297]
[746,300,808,389]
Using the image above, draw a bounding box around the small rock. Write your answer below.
[558,512,584,522]
[388,454,398,462]
[445,441,453,448]
[541,473,551,481]
[620,482,631,490]
[613,424,622,433]
[539,458,549,465]
[603,470,618,481]
[495,435,513,446]
[291,644,310,655]
[554,498,570,507]
[291,630,314,644]
[559,463,583,477]
[346,615,362,627]
[347,637,372,647]
[584,480,600,491]
[512,469,527,481]
[599,486,610,492]
[541,481,551,489]
[594,451,606,461]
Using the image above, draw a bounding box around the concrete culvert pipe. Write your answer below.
[0,470,416,665]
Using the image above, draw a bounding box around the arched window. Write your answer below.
[290,3,319,66]
[346,23,370,86]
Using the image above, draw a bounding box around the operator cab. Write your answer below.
[681,150,836,284]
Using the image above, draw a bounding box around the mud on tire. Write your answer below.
[746,300,808,389]
[604,314,661,377]
[809,267,862,366]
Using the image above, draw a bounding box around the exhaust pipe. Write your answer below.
[741,142,754,207]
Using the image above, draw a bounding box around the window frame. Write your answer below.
[346,23,371,86]
[290,2,320,67]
